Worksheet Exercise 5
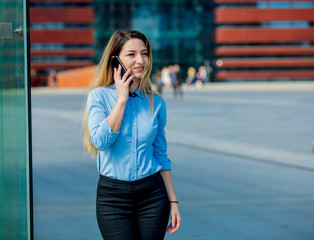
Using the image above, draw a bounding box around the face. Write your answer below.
[118,38,149,80]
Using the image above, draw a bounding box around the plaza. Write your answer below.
[32,82,314,240]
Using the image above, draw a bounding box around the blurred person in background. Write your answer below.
[161,66,172,88]
[194,66,207,88]
[30,69,38,87]
[152,69,164,94]
[186,66,196,85]
[83,30,181,240]
[168,65,176,88]
[49,70,57,88]
[197,66,207,84]
[173,64,183,100]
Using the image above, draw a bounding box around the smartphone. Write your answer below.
[111,56,133,87]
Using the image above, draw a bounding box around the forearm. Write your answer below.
[106,99,127,132]
[160,170,177,202]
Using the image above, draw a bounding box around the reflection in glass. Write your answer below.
[0,0,30,239]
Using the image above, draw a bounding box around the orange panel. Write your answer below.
[216,58,314,68]
[30,29,94,44]
[216,8,314,23]
[216,28,314,44]
[54,65,97,88]
[30,7,94,24]
[31,48,95,57]
[31,61,94,70]
[216,70,314,80]
[216,46,314,56]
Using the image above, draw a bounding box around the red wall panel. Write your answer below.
[216,46,314,56]
[31,61,94,70]
[30,0,93,3]
[31,48,95,57]
[217,71,314,80]
[30,29,94,44]
[215,0,314,3]
[216,28,314,44]
[30,7,94,24]
[216,58,314,68]
[216,8,314,23]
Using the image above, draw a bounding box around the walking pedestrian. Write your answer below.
[83,30,181,240]
[173,64,183,100]
[152,70,163,94]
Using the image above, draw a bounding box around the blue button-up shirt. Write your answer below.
[87,86,171,181]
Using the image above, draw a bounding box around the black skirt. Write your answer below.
[96,172,170,240]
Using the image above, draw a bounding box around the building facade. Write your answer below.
[94,0,215,81]
[29,0,314,85]
[29,0,95,86]
[214,0,314,80]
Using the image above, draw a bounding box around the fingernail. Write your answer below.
[172,223,175,228]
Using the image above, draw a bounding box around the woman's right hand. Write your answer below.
[114,65,134,104]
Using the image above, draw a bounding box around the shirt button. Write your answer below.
[134,137,136,140]
[134,123,136,126]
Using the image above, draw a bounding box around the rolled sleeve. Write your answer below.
[87,89,119,151]
[90,118,119,151]
[153,98,172,170]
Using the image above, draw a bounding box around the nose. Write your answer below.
[136,54,144,64]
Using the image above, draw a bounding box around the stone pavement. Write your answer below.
[31,82,314,240]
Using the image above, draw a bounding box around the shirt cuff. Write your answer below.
[99,118,120,144]
[161,159,172,170]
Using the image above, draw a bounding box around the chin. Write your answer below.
[135,74,144,79]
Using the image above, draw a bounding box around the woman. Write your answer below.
[84,30,181,240]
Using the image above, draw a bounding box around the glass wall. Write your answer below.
[0,0,32,239]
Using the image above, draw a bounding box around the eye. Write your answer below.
[128,53,135,56]
[142,52,148,56]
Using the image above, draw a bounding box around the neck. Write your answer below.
[129,78,140,93]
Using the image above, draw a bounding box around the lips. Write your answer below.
[134,66,145,72]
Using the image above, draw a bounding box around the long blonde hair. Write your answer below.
[84,30,155,158]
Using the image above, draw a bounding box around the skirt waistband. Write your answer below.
[99,171,161,185]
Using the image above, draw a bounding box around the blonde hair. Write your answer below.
[84,30,156,158]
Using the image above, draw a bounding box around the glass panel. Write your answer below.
[0,0,31,239]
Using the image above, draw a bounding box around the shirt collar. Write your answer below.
[129,92,137,97]
[133,87,145,99]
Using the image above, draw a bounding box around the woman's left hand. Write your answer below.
[167,203,181,234]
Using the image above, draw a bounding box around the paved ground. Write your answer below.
[31,82,314,240]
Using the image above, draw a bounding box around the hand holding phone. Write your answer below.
[111,56,133,87]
